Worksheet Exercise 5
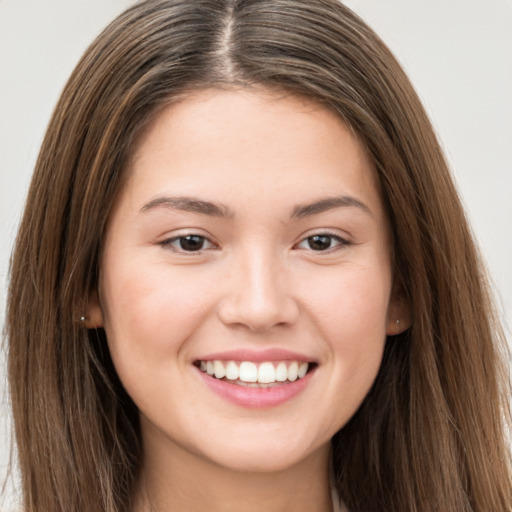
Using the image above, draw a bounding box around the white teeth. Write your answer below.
[258,362,276,383]
[213,360,226,379]
[288,361,298,382]
[275,362,288,382]
[225,361,239,380]
[239,361,258,382]
[298,362,308,378]
[198,360,310,384]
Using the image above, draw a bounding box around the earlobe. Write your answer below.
[83,289,104,328]
[386,295,411,336]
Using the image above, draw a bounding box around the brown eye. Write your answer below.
[178,235,206,251]
[162,234,214,252]
[307,235,333,251]
[296,233,348,252]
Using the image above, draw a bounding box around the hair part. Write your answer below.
[6,1,511,511]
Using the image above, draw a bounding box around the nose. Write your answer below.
[217,250,299,332]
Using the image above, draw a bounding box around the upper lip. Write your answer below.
[195,348,316,363]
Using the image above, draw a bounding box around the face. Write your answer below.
[89,88,407,473]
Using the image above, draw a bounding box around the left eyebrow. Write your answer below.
[291,196,372,219]
[140,195,234,218]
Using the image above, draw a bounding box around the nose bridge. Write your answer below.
[219,243,298,331]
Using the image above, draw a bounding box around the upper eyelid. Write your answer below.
[294,233,350,249]
[159,233,218,252]
[158,228,215,242]
[295,228,351,243]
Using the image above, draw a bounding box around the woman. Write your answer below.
[6,0,511,511]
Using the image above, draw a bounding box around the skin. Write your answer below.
[88,87,409,512]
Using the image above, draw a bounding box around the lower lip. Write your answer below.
[196,367,314,408]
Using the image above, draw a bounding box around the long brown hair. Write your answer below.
[6,1,511,510]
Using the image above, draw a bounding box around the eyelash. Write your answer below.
[294,231,351,252]
[159,231,351,255]
[159,234,218,253]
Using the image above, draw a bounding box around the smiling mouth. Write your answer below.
[194,360,316,387]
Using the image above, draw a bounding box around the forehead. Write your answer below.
[130,87,366,162]
[121,87,383,217]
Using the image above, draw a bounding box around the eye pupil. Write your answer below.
[308,235,332,251]
[179,235,205,251]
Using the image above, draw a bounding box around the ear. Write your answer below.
[84,289,104,328]
[386,288,411,336]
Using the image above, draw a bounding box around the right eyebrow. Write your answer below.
[140,195,234,218]
[290,195,372,219]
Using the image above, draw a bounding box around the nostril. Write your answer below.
[217,295,300,332]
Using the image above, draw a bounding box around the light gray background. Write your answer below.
[1,1,511,510]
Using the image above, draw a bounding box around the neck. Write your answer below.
[133,433,333,512]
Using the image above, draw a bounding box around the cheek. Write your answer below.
[337,274,389,395]
[98,259,220,418]
[333,269,389,355]
[299,261,390,411]
[301,258,391,337]
[99,256,215,368]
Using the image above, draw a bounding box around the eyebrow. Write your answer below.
[291,196,372,218]
[140,196,234,218]
[140,194,371,219]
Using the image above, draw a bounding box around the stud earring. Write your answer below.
[80,316,87,322]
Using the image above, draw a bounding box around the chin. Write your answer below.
[191,434,330,474]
